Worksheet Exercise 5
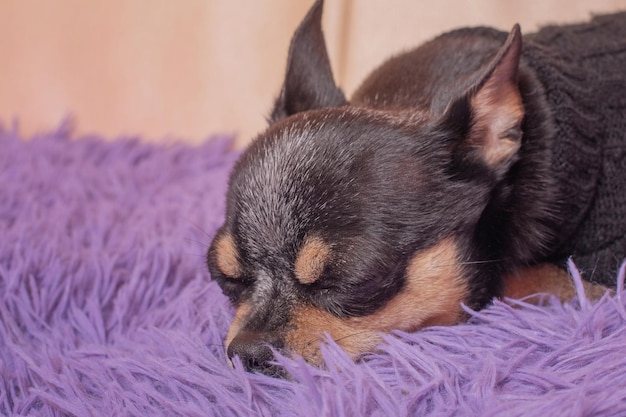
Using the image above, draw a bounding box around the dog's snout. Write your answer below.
[226,331,284,376]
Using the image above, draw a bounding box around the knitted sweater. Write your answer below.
[524,13,626,281]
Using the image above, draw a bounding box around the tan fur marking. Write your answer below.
[224,302,251,355]
[215,234,241,278]
[285,238,469,363]
[294,236,330,285]
[502,263,609,303]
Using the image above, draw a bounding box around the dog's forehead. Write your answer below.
[226,107,446,259]
[233,108,435,194]
[229,112,365,246]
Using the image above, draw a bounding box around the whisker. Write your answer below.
[295,329,375,351]
[332,330,375,344]
[180,252,209,259]
[426,258,509,269]
[184,237,211,248]
[205,343,227,348]
[182,216,216,240]
[458,258,508,265]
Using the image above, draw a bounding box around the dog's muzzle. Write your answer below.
[226,331,286,377]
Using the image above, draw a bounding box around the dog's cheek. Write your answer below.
[398,238,469,328]
[341,238,468,335]
[284,238,469,363]
[284,306,382,365]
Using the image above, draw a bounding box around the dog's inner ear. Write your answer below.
[269,0,346,123]
[447,25,525,172]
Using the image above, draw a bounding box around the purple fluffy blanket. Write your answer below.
[1,125,626,416]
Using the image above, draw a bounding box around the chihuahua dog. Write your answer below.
[207,0,626,375]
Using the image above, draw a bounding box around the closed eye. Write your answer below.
[211,270,252,304]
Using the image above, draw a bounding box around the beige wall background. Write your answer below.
[0,0,625,148]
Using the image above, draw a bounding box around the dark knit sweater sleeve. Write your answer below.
[525,12,626,280]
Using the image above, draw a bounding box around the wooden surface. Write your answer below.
[0,0,624,147]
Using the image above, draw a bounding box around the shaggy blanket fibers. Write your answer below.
[1,125,626,417]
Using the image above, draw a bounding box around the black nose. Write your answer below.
[226,331,285,377]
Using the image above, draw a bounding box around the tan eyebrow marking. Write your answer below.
[294,235,331,285]
[215,234,242,278]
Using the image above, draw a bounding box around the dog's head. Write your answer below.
[208,0,525,374]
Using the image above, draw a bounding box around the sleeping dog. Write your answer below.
[207,0,626,375]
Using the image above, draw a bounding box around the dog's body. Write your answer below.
[208,1,626,375]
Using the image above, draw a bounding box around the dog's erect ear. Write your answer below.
[269,0,347,123]
[445,25,524,174]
